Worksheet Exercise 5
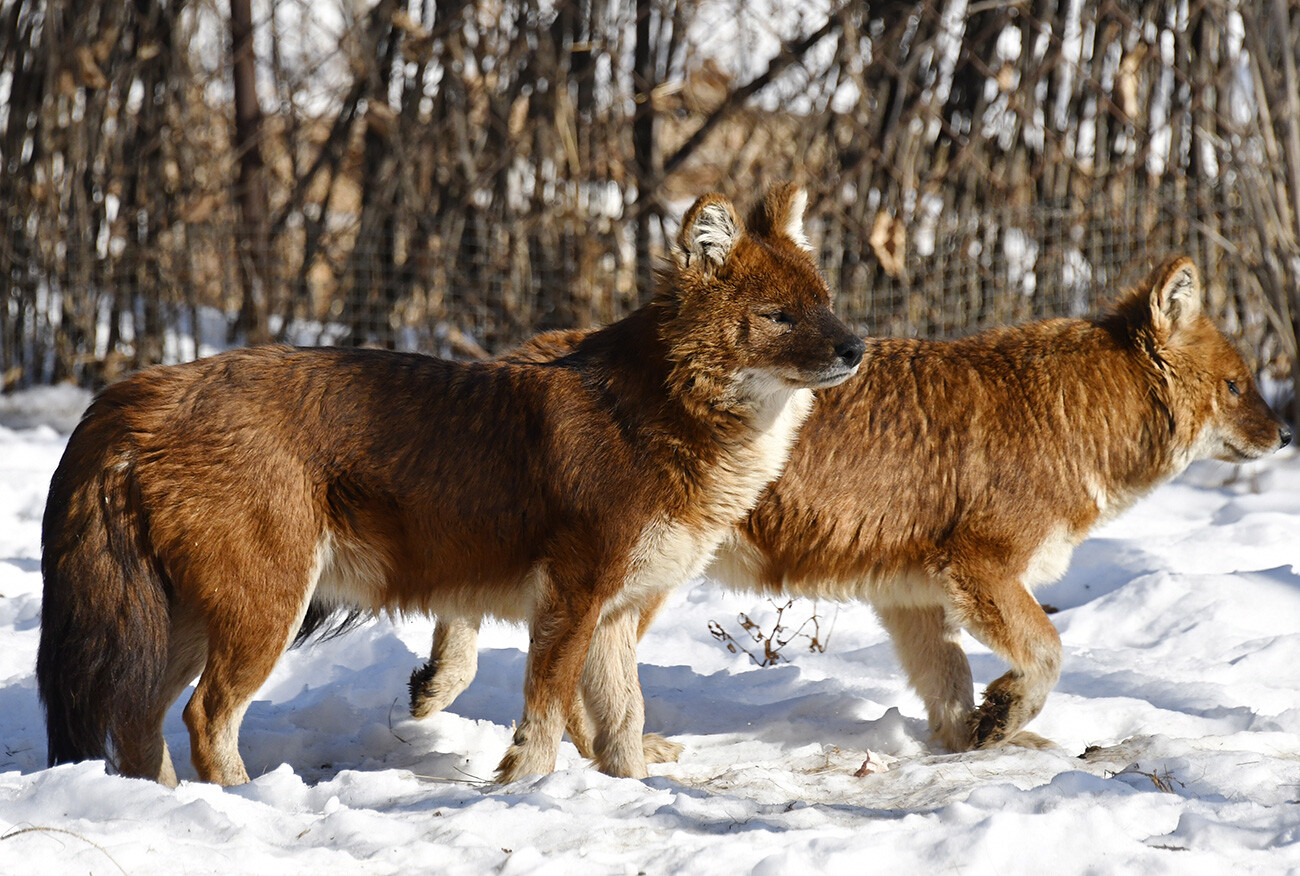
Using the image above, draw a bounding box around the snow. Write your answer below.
[3,391,1300,874]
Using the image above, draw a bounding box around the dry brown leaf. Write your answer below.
[869,210,906,279]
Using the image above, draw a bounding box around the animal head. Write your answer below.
[658,182,865,410]
[1115,256,1291,463]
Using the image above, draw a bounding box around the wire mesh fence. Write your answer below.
[3,178,1283,391]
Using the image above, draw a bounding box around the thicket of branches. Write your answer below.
[3,0,1300,416]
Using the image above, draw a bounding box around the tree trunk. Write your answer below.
[633,0,657,301]
[230,0,270,344]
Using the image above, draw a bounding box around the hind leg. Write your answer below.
[184,628,290,785]
[115,601,209,786]
[409,617,481,718]
[184,666,255,785]
[875,603,975,752]
[183,583,314,785]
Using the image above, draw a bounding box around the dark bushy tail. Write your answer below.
[37,403,170,769]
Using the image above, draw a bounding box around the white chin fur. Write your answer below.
[737,364,856,399]
[808,362,861,388]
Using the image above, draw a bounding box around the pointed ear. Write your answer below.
[677,193,741,269]
[1149,256,1203,338]
[747,182,812,252]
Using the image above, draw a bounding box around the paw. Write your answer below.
[968,673,1051,750]
[968,683,1017,748]
[643,733,684,764]
[409,661,470,718]
[494,749,528,785]
[495,731,556,784]
[929,719,976,753]
[408,662,441,718]
[1004,730,1058,750]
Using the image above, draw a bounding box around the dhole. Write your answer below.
[412,256,1291,757]
[38,183,865,786]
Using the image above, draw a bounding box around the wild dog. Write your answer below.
[37,182,865,787]
[411,256,1292,758]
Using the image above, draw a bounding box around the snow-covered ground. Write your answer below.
[2,388,1299,874]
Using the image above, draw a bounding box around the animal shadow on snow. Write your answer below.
[1053,563,1300,728]
[151,629,481,785]
[148,629,931,785]
[131,523,1216,787]
[1033,537,1167,613]
[0,682,47,773]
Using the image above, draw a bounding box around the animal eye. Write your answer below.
[764,311,795,328]
[1226,379,1241,397]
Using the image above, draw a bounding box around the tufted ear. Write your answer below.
[676,193,741,270]
[747,181,812,252]
[1149,256,1202,339]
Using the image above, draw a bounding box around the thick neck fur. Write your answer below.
[658,284,771,425]
[551,295,811,522]
[1094,287,1213,496]
[945,311,1197,516]
[575,288,800,452]
[855,324,1175,523]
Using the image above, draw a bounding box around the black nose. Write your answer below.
[1281,425,1293,448]
[836,336,865,370]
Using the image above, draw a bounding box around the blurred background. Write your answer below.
[2,0,1298,419]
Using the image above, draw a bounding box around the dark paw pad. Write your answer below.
[408,661,438,712]
[969,687,1016,748]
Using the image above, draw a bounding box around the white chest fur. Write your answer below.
[604,386,815,618]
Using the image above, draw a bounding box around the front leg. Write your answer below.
[495,588,596,783]
[566,591,684,765]
[572,606,649,778]
[496,559,659,784]
[566,702,685,765]
[944,556,1062,749]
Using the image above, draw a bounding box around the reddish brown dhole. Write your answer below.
[412,256,1291,758]
[38,182,865,786]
